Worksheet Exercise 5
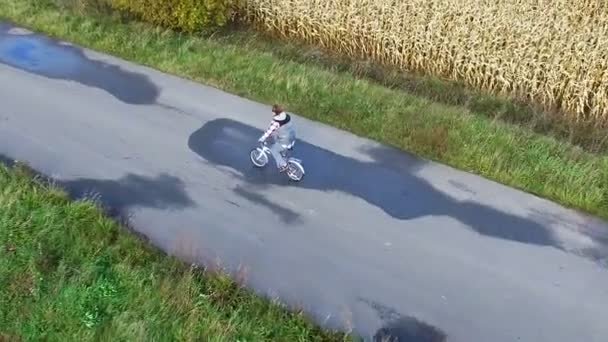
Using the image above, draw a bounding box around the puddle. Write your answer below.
[360,298,447,342]
[374,316,447,342]
[0,32,81,77]
[0,24,159,105]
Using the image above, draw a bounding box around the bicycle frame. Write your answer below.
[260,142,300,162]
[253,141,305,181]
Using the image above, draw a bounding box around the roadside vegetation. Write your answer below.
[0,161,351,341]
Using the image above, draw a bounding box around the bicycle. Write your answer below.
[249,141,305,182]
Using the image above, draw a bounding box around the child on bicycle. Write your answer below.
[258,104,296,173]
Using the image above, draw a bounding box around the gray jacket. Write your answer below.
[259,112,296,147]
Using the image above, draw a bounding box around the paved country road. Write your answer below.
[1,23,607,342]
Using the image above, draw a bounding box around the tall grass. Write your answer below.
[242,0,608,129]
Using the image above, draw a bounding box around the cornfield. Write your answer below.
[241,0,608,126]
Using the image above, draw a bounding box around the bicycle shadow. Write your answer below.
[188,118,608,263]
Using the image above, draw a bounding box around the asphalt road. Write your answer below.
[1,23,607,342]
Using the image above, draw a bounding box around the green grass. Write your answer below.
[0,161,352,341]
[0,0,606,222]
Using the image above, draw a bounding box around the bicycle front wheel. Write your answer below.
[250,148,268,167]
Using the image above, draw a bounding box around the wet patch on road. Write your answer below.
[448,179,476,196]
[0,23,159,105]
[359,298,447,342]
[374,316,447,342]
[233,185,302,224]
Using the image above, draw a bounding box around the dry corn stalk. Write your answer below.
[241,0,608,126]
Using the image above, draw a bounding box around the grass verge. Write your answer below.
[0,0,606,220]
[0,161,351,341]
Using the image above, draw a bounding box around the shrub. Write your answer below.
[110,0,236,32]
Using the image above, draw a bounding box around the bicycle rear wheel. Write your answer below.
[286,160,305,181]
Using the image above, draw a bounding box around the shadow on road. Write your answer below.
[61,173,195,218]
[0,23,159,105]
[188,118,607,264]
[0,154,194,221]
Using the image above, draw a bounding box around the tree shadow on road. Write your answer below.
[61,173,195,218]
[0,23,159,105]
[0,154,194,222]
[188,118,608,264]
